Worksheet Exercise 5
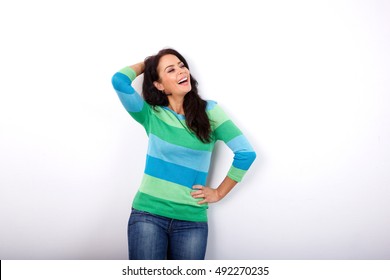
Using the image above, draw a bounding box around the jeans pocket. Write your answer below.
[129,208,166,229]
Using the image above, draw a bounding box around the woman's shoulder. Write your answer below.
[205,100,218,111]
[206,100,230,123]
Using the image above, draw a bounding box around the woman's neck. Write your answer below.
[168,97,185,115]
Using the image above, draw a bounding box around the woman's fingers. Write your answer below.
[191,185,219,204]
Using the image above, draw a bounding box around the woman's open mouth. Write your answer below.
[178,77,189,85]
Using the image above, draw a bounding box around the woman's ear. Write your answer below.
[153,81,164,92]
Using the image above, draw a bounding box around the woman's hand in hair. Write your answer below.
[130,62,145,77]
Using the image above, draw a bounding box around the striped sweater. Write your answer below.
[112,66,256,222]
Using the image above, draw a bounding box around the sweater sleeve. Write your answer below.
[111,66,151,128]
[207,101,256,182]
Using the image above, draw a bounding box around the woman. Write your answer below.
[111,48,256,260]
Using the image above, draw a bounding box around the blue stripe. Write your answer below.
[226,134,255,153]
[206,100,217,110]
[147,134,212,173]
[115,89,144,112]
[144,155,208,188]
[112,72,135,94]
[232,151,257,170]
[227,135,256,170]
[112,72,144,112]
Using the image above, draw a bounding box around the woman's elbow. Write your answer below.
[111,73,122,90]
[247,151,257,166]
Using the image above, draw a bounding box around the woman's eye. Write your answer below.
[167,69,174,73]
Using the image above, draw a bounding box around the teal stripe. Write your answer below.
[232,151,257,170]
[112,72,136,94]
[148,134,212,172]
[145,155,208,188]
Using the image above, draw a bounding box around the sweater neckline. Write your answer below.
[163,106,185,120]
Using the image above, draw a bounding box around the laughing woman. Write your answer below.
[111,48,256,260]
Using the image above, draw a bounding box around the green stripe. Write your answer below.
[129,102,151,128]
[214,120,242,142]
[149,115,214,151]
[133,191,208,222]
[208,104,230,130]
[119,66,137,81]
[139,174,202,206]
[153,107,186,129]
[227,165,247,182]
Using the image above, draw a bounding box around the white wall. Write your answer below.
[1,0,390,259]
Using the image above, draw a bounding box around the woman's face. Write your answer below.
[153,54,191,97]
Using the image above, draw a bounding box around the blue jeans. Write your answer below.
[127,208,208,260]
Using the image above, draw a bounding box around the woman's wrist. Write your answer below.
[216,176,238,201]
[130,62,145,77]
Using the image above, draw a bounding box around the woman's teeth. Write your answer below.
[178,77,187,84]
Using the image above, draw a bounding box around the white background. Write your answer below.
[1,0,389,259]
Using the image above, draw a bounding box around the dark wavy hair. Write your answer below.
[143,48,212,143]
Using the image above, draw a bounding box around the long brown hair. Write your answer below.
[142,48,212,143]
